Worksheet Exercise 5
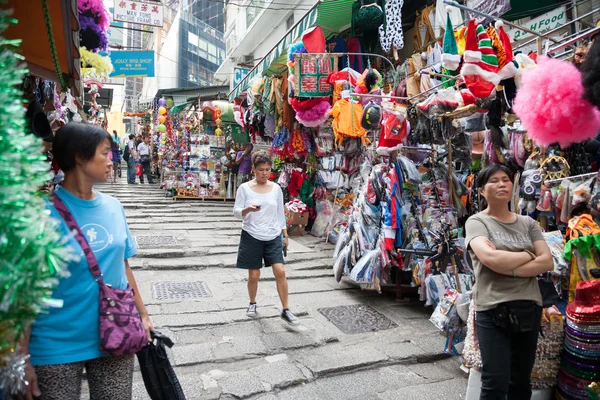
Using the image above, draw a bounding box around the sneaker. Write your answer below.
[281,309,300,325]
[246,303,257,317]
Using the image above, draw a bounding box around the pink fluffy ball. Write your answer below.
[295,101,331,127]
[514,57,600,147]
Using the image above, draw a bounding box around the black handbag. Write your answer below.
[140,154,150,163]
[136,331,186,400]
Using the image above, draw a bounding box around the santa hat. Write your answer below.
[461,19,500,99]
[495,21,518,80]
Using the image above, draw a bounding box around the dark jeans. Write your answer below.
[126,158,136,183]
[476,305,542,400]
[140,160,153,183]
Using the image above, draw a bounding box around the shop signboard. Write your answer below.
[109,51,155,77]
[294,54,339,98]
[233,67,250,89]
[113,0,164,27]
[506,6,566,42]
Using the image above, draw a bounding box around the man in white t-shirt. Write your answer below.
[126,134,137,184]
[137,136,153,184]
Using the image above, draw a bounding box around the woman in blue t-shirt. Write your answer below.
[21,123,154,400]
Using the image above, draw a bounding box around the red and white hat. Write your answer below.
[495,21,518,80]
[461,19,500,99]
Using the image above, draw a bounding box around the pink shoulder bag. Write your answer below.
[53,194,147,356]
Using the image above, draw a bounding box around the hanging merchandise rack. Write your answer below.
[444,0,559,53]
[546,26,600,55]
[545,172,598,185]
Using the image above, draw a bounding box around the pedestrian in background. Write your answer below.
[236,143,253,188]
[21,122,153,400]
[233,150,299,325]
[465,165,553,399]
[126,134,137,184]
[137,136,153,184]
[111,130,122,184]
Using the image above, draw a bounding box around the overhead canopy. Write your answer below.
[156,85,230,105]
[2,0,81,99]
[228,0,561,100]
[229,4,320,100]
[228,0,427,100]
[169,100,196,115]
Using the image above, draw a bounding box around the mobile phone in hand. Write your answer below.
[282,235,287,257]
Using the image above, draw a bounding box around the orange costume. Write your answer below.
[330,99,368,147]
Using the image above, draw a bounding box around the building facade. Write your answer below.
[216,0,317,90]
[178,9,226,88]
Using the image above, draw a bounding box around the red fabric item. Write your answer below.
[288,169,304,197]
[327,71,357,86]
[388,167,401,230]
[377,118,405,155]
[528,51,538,63]
[290,97,330,111]
[460,89,477,106]
[464,77,495,99]
[302,26,326,53]
[136,163,142,176]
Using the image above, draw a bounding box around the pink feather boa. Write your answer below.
[514,57,600,147]
[295,101,331,128]
[78,0,111,31]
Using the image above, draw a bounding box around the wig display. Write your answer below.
[514,57,600,147]
[581,38,600,111]
[78,0,111,31]
[80,14,108,52]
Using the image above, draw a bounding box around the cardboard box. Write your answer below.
[288,224,306,236]
[286,209,309,226]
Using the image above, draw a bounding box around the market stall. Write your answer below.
[228,0,600,395]
[155,97,249,201]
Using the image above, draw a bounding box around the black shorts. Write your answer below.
[236,230,284,269]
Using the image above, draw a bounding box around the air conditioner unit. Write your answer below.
[242,54,254,63]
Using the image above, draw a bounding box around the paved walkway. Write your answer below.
[87,176,467,399]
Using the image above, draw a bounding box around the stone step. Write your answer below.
[166,316,339,368]
[128,222,241,231]
[130,251,332,270]
[151,306,309,330]
[127,216,240,224]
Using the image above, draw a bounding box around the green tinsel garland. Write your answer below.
[0,6,72,396]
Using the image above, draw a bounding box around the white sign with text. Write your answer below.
[113,1,164,27]
[506,6,566,42]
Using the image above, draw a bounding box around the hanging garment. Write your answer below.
[434,0,463,37]
[330,99,368,146]
[327,38,348,69]
[379,0,405,53]
[281,72,296,131]
[346,38,364,72]
[466,0,511,23]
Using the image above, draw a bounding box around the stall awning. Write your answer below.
[228,4,320,101]
[2,0,81,99]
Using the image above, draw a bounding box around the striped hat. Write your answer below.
[461,19,500,98]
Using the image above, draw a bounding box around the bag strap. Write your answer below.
[52,193,104,283]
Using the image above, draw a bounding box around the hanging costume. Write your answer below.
[379,0,404,53]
